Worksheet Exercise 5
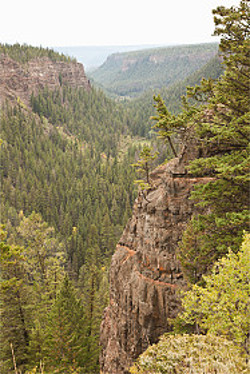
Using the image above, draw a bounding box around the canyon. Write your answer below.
[0,48,211,373]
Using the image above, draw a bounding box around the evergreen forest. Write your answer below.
[89,43,219,97]
[0,1,249,373]
[0,80,139,373]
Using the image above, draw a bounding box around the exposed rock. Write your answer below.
[100,142,211,373]
[0,54,91,107]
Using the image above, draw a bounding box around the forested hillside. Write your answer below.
[125,54,224,137]
[1,1,249,372]
[90,43,219,97]
[0,45,140,373]
[54,44,161,69]
[0,43,75,64]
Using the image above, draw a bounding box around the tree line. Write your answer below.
[0,43,75,64]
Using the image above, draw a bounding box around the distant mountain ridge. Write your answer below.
[53,44,163,70]
[89,42,219,97]
[125,54,224,137]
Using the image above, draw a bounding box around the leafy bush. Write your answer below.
[181,233,250,352]
[130,334,248,374]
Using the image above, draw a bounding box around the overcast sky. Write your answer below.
[2,0,239,47]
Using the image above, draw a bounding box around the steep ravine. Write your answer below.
[100,142,211,373]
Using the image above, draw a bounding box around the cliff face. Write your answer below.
[100,144,210,373]
[0,54,91,107]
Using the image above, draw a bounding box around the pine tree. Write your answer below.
[3,213,66,369]
[122,193,133,227]
[132,146,159,189]
[101,213,116,256]
[14,212,65,302]
[78,249,102,373]
[165,0,250,281]
[151,95,187,157]
[44,276,87,373]
[0,228,32,373]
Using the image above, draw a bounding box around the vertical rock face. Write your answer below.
[0,54,91,106]
[100,145,208,373]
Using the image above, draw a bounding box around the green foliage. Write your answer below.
[130,334,248,374]
[0,229,31,372]
[30,85,131,157]
[172,0,250,279]
[78,249,108,372]
[0,96,136,275]
[15,212,66,293]
[180,233,250,353]
[0,42,75,64]
[151,95,190,157]
[135,6,250,371]
[0,213,106,373]
[0,214,67,372]
[125,53,224,138]
[132,146,158,188]
[1,5,247,370]
[0,42,141,372]
[178,208,249,283]
[178,216,215,284]
[90,43,219,98]
[44,276,87,373]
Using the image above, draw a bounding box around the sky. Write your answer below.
[1,0,239,48]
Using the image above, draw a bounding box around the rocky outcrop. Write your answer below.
[0,54,91,107]
[100,143,211,373]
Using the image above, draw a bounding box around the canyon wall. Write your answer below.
[0,54,90,107]
[100,143,210,373]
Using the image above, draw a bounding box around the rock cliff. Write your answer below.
[100,143,211,373]
[0,54,91,107]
